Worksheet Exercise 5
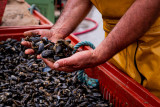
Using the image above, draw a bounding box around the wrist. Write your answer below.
[90,50,99,64]
[91,49,105,65]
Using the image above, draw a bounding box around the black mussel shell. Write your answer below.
[37,43,44,54]
[41,50,54,58]
[42,37,48,44]
[55,45,63,54]
[54,55,61,61]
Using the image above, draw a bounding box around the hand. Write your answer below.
[21,29,64,55]
[40,50,99,72]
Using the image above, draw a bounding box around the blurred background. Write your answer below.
[1,0,104,47]
[26,0,105,47]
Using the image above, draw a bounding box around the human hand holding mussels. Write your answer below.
[21,29,65,55]
[21,33,74,68]
[21,31,99,72]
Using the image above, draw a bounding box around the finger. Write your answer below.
[37,55,41,59]
[40,55,79,72]
[55,66,77,72]
[38,30,50,37]
[40,55,55,69]
[21,41,32,47]
[53,55,79,68]
[25,49,35,54]
[41,58,76,72]
[24,30,39,36]
[53,51,93,70]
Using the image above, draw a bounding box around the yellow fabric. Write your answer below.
[90,0,160,98]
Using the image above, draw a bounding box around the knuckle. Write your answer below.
[61,59,68,66]
[73,64,81,69]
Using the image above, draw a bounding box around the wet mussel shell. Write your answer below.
[37,42,44,54]
[41,50,55,58]
[55,45,63,54]
[41,37,48,44]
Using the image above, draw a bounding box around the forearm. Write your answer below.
[51,0,92,38]
[93,0,160,64]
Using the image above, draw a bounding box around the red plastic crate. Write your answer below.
[0,2,53,29]
[0,0,7,24]
[0,30,160,107]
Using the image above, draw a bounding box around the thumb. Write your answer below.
[23,30,40,37]
[53,52,85,68]
[53,58,74,69]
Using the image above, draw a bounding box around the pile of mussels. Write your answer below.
[0,37,111,107]
[23,35,74,62]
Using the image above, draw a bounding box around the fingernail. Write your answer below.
[54,62,59,68]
